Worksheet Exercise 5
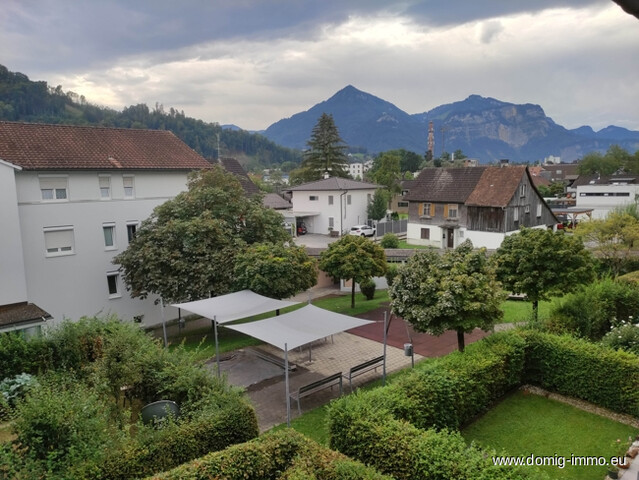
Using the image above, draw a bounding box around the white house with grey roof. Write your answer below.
[285,177,379,236]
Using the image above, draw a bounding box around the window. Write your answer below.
[420,203,434,217]
[520,184,526,197]
[328,195,334,205]
[347,195,352,205]
[123,176,135,198]
[126,222,139,242]
[99,175,111,199]
[398,201,409,208]
[103,223,116,249]
[536,204,542,217]
[420,228,430,240]
[309,195,318,201]
[447,204,458,219]
[40,177,68,201]
[524,205,530,214]
[367,193,372,203]
[514,207,519,222]
[44,227,74,256]
[328,217,334,228]
[106,271,121,298]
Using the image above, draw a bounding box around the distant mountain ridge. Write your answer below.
[263,86,639,163]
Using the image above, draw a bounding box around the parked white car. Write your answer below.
[348,224,376,237]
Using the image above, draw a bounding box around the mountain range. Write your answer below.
[262,85,639,163]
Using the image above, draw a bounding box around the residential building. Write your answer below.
[573,173,639,219]
[285,177,379,235]
[404,166,557,249]
[390,179,415,214]
[0,121,212,331]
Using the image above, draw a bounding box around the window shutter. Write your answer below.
[430,203,435,216]
[418,203,424,216]
[444,205,449,218]
[40,178,67,190]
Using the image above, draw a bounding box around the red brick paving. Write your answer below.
[348,305,490,357]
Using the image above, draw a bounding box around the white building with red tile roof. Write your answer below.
[0,121,212,331]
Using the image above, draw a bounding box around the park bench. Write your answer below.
[343,355,385,392]
[290,372,343,415]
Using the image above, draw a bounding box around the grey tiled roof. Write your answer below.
[288,177,379,191]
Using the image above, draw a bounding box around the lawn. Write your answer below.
[500,298,554,324]
[462,391,637,480]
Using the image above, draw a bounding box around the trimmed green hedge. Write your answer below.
[147,429,392,480]
[100,399,259,480]
[520,330,639,416]
[328,397,546,480]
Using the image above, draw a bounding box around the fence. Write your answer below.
[374,219,408,237]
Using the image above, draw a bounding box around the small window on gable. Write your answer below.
[536,203,542,217]
[40,177,68,201]
[520,184,527,197]
[328,195,334,205]
[99,175,111,199]
[44,227,74,256]
[103,223,116,249]
[123,176,135,198]
[524,205,530,214]
[514,207,519,222]
[106,271,121,298]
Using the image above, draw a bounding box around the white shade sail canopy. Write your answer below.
[224,304,374,350]
[171,290,300,324]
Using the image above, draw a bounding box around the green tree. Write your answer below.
[578,151,621,176]
[493,227,595,320]
[114,166,290,303]
[389,240,504,352]
[371,151,402,205]
[575,211,639,276]
[300,113,349,180]
[233,243,318,299]
[367,189,388,222]
[319,236,387,309]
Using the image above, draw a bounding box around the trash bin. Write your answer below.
[404,343,413,356]
[140,400,180,426]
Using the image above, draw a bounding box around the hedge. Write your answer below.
[146,429,392,480]
[520,330,639,416]
[328,397,546,480]
[99,399,259,480]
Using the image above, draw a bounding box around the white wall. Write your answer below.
[576,184,639,219]
[0,162,28,306]
[291,189,375,235]
[406,223,443,248]
[16,170,188,326]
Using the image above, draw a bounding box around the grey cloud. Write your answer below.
[479,20,504,44]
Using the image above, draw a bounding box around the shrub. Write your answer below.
[0,331,47,378]
[385,263,399,286]
[380,233,399,249]
[601,322,639,355]
[547,278,639,340]
[0,373,38,417]
[359,278,376,300]
[147,429,391,480]
[520,330,639,415]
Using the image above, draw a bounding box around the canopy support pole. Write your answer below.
[285,343,291,427]
[160,298,168,349]
[214,315,221,378]
[383,310,387,386]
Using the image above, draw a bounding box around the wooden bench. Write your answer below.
[290,372,343,415]
[343,355,385,391]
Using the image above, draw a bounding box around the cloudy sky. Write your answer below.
[2,0,638,132]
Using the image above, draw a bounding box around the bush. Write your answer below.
[359,278,376,300]
[380,233,399,249]
[547,278,639,340]
[0,373,38,417]
[147,429,391,480]
[601,322,639,355]
[520,330,639,416]
[0,331,47,378]
[385,263,399,286]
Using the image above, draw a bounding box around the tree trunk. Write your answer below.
[532,300,539,322]
[351,278,356,309]
[456,329,465,352]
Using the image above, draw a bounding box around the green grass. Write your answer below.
[462,391,637,480]
[313,291,389,316]
[397,240,432,249]
[500,299,554,324]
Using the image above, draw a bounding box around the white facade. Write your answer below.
[575,182,639,219]
[348,163,364,179]
[290,188,376,235]
[8,169,190,326]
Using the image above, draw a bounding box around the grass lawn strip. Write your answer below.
[462,390,637,480]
